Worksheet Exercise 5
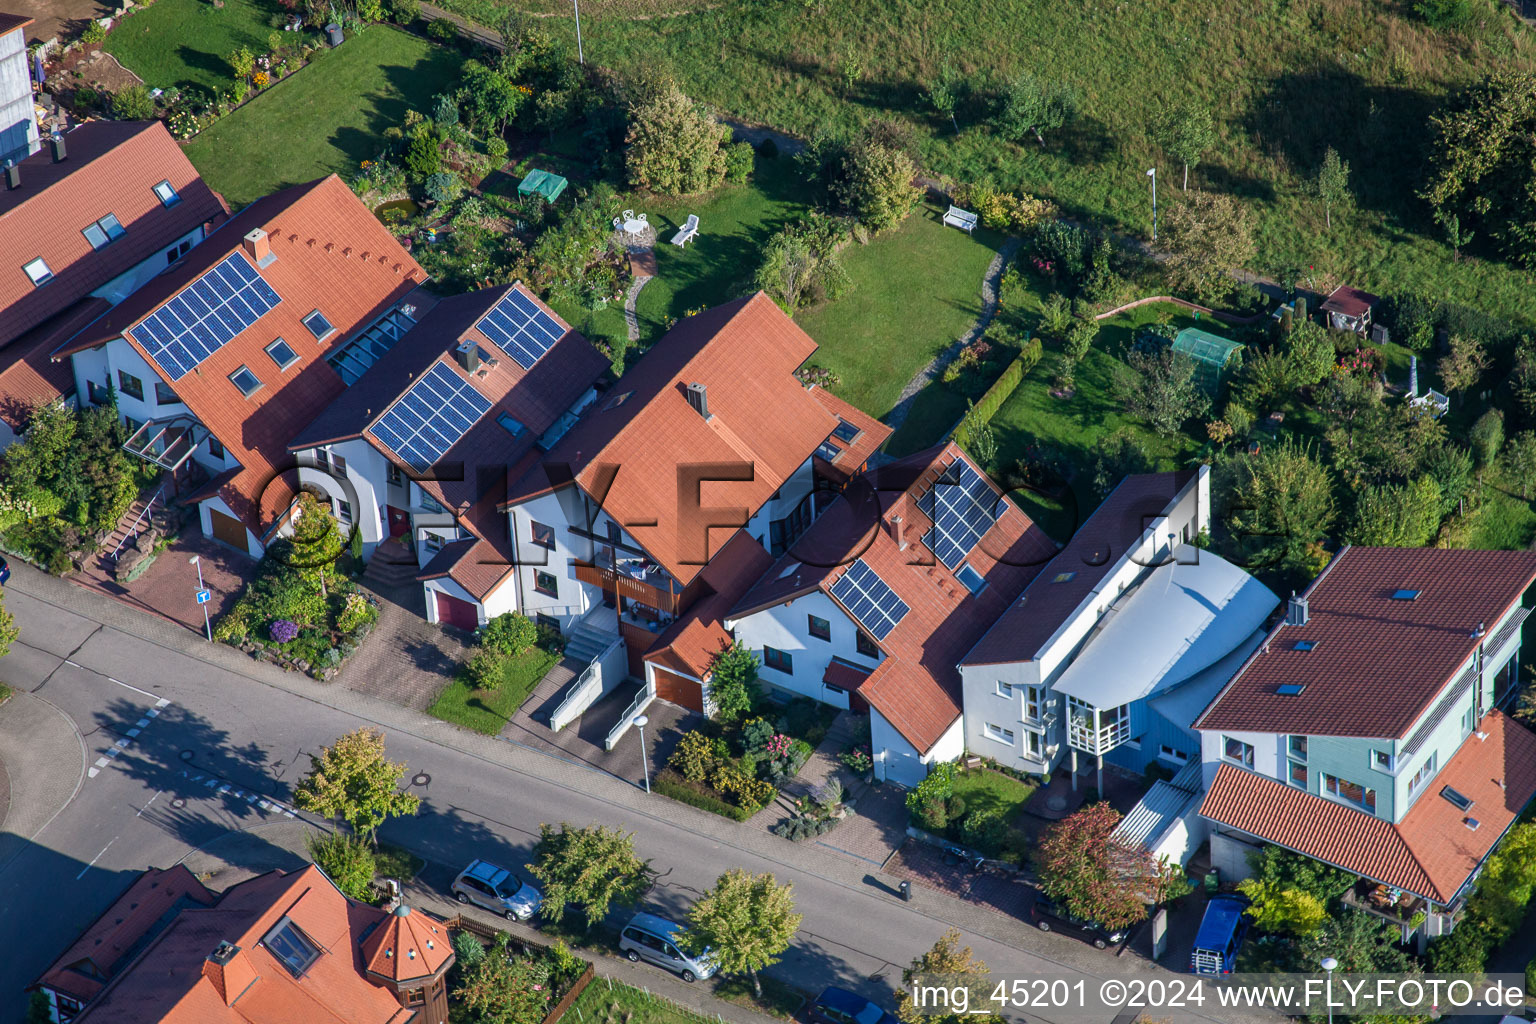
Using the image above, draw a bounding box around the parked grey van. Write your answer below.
[618,912,717,982]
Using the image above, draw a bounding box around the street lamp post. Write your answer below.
[1146,167,1158,242]
[634,714,650,793]
[189,555,212,641]
[1320,956,1339,1024]
[572,0,584,64]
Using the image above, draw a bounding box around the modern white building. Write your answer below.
[0,13,38,168]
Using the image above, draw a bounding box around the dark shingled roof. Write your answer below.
[1195,546,1536,739]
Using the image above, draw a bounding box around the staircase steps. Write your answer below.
[564,622,618,663]
[364,538,420,588]
[105,494,159,561]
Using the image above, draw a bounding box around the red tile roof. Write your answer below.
[644,530,775,678]
[503,293,840,586]
[962,471,1196,666]
[1195,546,1536,739]
[1201,711,1536,904]
[59,865,439,1024]
[823,658,871,692]
[732,444,1057,752]
[56,175,426,537]
[35,865,216,1006]
[0,296,109,426]
[808,386,891,485]
[359,905,453,984]
[2,122,227,349]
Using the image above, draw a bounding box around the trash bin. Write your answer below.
[1204,868,1220,895]
[325,22,344,46]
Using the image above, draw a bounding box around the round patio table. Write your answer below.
[622,216,647,234]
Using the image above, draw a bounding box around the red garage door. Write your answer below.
[653,669,704,712]
[435,591,479,631]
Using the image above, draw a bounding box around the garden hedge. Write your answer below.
[954,337,1042,449]
[654,769,757,821]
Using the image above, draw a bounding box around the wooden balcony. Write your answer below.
[573,561,680,615]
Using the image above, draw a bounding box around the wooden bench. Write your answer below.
[671,213,700,247]
[943,205,978,234]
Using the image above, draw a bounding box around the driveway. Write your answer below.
[336,573,472,711]
[70,533,254,636]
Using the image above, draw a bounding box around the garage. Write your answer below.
[434,591,480,631]
[209,510,248,552]
[653,668,704,712]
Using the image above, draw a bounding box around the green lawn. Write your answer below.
[953,767,1036,821]
[105,0,283,94]
[374,842,425,881]
[570,972,804,1024]
[183,26,464,207]
[427,647,561,735]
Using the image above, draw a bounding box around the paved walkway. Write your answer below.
[0,691,86,871]
[884,841,1034,921]
[624,273,654,343]
[505,671,695,780]
[70,533,254,636]
[879,236,1022,441]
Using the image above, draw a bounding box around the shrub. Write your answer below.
[712,761,775,810]
[390,0,421,22]
[1416,0,1472,26]
[1470,408,1504,466]
[307,831,376,901]
[111,84,155,121]
[427,15,457,39]
[270,618,300,643]
[669,730,721,783]
[625,83,731,195]
[959,808,1009,855]
[654,770,755,821]
[424,171,463,203]
[486,136,508,160]
[480,612,537,656]
[404,129,442,178]
[740,717,775,753]
[74,86,99,110]
[452,929,486,970]
[757,137,778,160]
[833,136,919,233]
[723,140,755,183]
[465,650,503,689]
[80,19,106,44]
[840,745,873,774]
[773,816,834,841]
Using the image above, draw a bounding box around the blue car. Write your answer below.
[809,988,900,1024]
[0,555,10,585]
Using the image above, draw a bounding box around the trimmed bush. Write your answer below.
[655,770,756,821]
[954,337,1041,449]
[112,84,155,120]
[307,832,376,901]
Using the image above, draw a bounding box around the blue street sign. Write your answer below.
[195,589,211,605]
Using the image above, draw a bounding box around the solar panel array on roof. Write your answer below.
[920,459,1003,569]
[132,252,281,380]
[474,289,564,369]
[370,363,491,469]
[829,559,909,640]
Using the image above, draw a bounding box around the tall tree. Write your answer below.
[1153,102,1217,190]
[678,870,801,996]
[1111,346,1211,436]
[833,136,921,233]
[1037,803,1155,931]
[993,71,1077,146]
[895,929,1004,1024]
[1437,333,1490,406]
[528,823,653,927]
[1313,147,1352,230]
[293,728,420,844]
[706,641,760,723]
[1505,432,1536,498]
[625,83,731,196]
[1224,438,1335,578]
[1160,189,1256,303]
[927,61,963,133]
[1422,70,1536,266]
[286,491,343,598]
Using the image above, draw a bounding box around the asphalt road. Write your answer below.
[0,567,1264,1024]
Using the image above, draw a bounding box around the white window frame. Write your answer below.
[1370,749,1399,776]
[153,179,180,206]
[995,680,1014,699]
[1024,685,1042,723]
[1322,771,1377,814]
[1406,753,1439,798]
[1024,731,1043,757]
[984,722,1015,745]
[1287,759,1308,789]
[1222,735,1255,769]
[22,257,52,286]
[266,336,299,370]
[229,365,263,397]
[1157,744,1189,764]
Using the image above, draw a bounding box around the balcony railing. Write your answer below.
[1066,698,1129,755]
[573,561,679,615]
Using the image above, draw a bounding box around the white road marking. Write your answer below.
[107,677,161,701]
[87,698,173,782]
[136,791,162,817]
[75,837,117,880]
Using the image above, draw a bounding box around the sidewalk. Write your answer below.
[0,690,85,872]
[179,819,785,1024]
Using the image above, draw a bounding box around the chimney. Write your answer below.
[203,942,258,1006]
[243,228,271,265]
[685,382,709,419]
[49,133,66,162]
[4,161,18,190]
[891,515,906,551]
[458,341,480,374]
[1285,592,1309,626]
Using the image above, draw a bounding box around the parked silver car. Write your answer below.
[619,912,716,982]
[451,859,542,921]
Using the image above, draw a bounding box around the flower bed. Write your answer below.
[656,697,829,820]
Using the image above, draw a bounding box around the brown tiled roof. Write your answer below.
[359,905,452,984]
[1195,546,1536,739]
[808,386,891,485]
[823,658,871,692]
[417,537,518,602]
[57,175,425,537]
[741,443,1055,753]
[503,292,839,586]
[2,122,227,349]
[644,531,774,678]
[962,471,1195,666]
[0,295,108,427]
[68,865,424,1024]
[1201,711,1536,904]
[0,13,33,36]
[35,865,216,1006]
[1319,285,1379,319]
